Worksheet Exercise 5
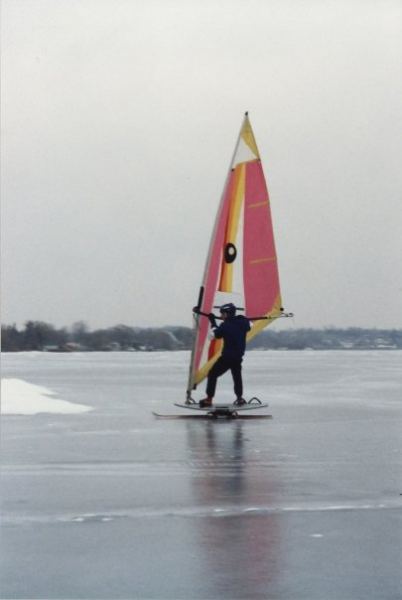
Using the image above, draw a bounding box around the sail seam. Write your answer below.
[248,201,269,209]
[249,257,276,265]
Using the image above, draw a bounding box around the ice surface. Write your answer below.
[1,350,401,599]
[1,378,92,415]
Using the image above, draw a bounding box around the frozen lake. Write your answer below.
[1,350,402,599]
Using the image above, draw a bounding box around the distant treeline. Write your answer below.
[1,321,402,352]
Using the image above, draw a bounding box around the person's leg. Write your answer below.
[205,357,230,399]
[230,359,244,399]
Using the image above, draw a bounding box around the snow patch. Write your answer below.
[1,378,93,415]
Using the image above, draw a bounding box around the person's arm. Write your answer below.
[208,313,226,339]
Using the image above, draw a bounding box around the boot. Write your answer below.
[234,397,247,406]
[199,397,213,408]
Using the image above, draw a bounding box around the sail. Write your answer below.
[187,113,283,395]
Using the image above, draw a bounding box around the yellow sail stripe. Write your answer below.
[241,116,260,158]
[246,294,283,343]
[219,163,245,291]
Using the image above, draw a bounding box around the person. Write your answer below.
[199,303,251,408]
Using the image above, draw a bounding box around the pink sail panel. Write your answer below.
[243,160,280,317]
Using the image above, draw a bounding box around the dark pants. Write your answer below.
[206,356,243,398]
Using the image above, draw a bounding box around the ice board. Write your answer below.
[174,402,269,413]
[152,411,272,419]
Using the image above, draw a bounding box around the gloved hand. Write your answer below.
[208,313,217,328]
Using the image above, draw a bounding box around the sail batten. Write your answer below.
[187,114,284,396]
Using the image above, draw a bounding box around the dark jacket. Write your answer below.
[213,315,251,360]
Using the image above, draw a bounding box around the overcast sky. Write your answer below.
[2,0,401,330]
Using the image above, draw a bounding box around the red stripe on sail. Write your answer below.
[243,161,280,317]
[193,171,235,373]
